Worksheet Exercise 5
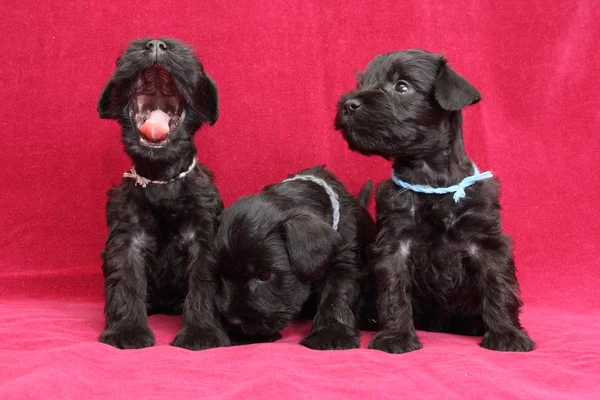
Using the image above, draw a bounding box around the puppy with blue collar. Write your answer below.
[335,50,535,353]
[214,166,375,350]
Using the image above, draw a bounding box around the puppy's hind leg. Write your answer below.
[300,244,361,350]
[357,274,379,331]
[100,229,155,349]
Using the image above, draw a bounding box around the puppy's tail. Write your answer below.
[357,180,373,208]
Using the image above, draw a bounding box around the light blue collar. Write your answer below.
[391,163,493,203]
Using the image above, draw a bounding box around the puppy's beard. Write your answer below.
[335,111,363,150]
[338,121,388,156]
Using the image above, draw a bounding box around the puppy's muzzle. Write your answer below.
[341,89,385,115]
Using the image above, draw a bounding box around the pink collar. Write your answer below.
[123,158,197,188]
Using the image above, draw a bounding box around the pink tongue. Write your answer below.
[139,110,170,141]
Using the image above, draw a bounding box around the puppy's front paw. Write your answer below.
[99,325,154,349]
[300,325,360,350]
[369,330,422,354]
[172,327,230,351]
[480,329,535,352]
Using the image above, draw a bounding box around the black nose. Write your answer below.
[228,317,242,327]
[345,98,363,113]
[146,39,167,52]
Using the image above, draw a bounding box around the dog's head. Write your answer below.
[98,38,218,161]
[334,49,480,158]
[215,195,340,337]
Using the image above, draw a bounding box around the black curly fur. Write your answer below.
[214,166,376,350]
[335,50,535,353]
[97,38,228,350]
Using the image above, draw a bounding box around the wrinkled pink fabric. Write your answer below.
[0,299,598,399]
[1,0,599,398]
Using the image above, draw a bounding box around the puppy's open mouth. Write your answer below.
[131,66,184,148]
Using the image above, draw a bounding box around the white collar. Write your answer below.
[123,158,197,188]
[282,174,340,230]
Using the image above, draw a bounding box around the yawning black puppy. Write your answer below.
[214,166,376,350]
[97,38,228,350]
[335,50,535,353]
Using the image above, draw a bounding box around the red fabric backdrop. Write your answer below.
[1,0,599,398]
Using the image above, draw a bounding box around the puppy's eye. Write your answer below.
[394,81,410,93]
[258,272,272,281]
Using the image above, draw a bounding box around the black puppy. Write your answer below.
[97,38,228,350]
[214,166,376,350]
[335,50,535,353]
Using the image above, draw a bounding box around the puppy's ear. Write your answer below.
[98,77,127,120]
[434,57,481,111]
[355,71,364,87]
[282,213,340,283]
[200,74,219,126]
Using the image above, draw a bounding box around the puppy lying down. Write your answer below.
[215,166,376,350]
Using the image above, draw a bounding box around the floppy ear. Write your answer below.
[434,57,481,111]
[282,213,341,283]
[97,77,127,120]
[200,74,219,126]
[354,70,364,87]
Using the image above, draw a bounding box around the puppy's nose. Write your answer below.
[345,98,363,114]
[228,317,242,327]
[146,39,167,52]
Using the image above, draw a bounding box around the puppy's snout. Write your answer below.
[146,39,167,52]
[228,316,242,327]
[344,98,363,114]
